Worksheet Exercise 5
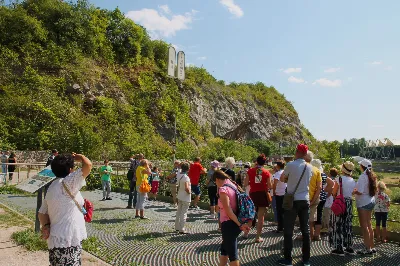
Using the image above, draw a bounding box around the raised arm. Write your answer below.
[72,153,92,178]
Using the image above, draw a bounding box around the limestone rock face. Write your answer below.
[183,86,304,142]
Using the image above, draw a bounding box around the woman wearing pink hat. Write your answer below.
[206,160,220,219]
[354,159,377,256]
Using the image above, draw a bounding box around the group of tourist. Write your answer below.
[35,147,390,266]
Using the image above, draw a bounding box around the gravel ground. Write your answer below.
[1,191,400,265]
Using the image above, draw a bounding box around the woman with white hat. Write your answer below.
[328,161,356,256]
[354,159,377,256]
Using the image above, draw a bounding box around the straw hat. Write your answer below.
[341,161,355,175]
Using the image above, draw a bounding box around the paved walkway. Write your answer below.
[1,191,399,266]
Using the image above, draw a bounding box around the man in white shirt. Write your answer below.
[278,144,313,266]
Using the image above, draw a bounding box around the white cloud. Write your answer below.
[385,66,393,71]
[288,76,305,84]
[219,0,244,18]
[370,61,383,65]
[312,78,342,88]
[158,5,171,14]
[197,56,207,60]
[281,67,302,74]
[324,67,341,73]
[126,6,197,37]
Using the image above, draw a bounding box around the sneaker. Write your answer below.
[140,216,149,220]
[208,214,216,219]
[277,259,293,266]
[106,197,112,200]
[344,248,355,255]
[357,249,373,257]
[331,249,345,256]
[179,231,190,234]
[126,206,133,209]
[135,215,140,219]
[189,205,195,209]
[101,198,106,201]
[302,261,311,266]
[371,248,377,254]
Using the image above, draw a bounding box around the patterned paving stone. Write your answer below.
[1,191,400,265]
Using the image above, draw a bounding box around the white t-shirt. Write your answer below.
[325,195,334,208]
[283,159,313,201]
[335,176,356,198]
[273,170,286,196]
[176,173,191,203]
[39,169,87,249]
[355,172,375,208]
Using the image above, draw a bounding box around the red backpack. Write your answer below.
[331,177,346,216]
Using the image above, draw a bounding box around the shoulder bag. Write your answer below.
[283,165,307,210]
[331,177,346,216]
[62,181,93,223]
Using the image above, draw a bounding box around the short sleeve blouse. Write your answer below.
[247,167,270,193]
[39,169,87,249]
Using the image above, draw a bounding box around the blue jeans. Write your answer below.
[284,200,310,262]
[127,179,137,207]
[1,164,6,173]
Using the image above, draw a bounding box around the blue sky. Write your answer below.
[92,0,399,142]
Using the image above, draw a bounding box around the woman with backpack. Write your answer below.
[354,159,377,256]
[244,154,271,243]
[214,169,250,266]
[328,161,356,256]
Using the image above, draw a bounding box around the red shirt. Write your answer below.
[247,167,270,193]
[188,162,203,185]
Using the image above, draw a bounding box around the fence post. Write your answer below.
[35,188,43,233]
[17,167,20,183]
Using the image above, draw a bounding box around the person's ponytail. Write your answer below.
[366,168,377,197]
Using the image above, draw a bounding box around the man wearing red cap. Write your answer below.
[278,144,313,266]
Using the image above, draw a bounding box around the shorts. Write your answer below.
[358,202,375,211]
[191,184,201,196]
[250,191,269,208]
[208,186,218,206]
[375,212,388,227]
[309,198,320,222]
[221,220,241,262]
[322,207,331,229]
[150,181,159,194]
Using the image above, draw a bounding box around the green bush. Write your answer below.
[11,228,48,251]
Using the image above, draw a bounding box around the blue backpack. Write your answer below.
[222,183,256,224]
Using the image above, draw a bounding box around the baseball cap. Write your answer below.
[296,144,308,154]
[359,159,372,169]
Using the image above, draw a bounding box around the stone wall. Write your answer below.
[10,151,50,163]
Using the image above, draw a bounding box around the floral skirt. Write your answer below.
[49,245,82,266]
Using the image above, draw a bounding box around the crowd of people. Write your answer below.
[35,145,391,266]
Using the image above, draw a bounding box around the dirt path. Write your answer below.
[0,208,110,266]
